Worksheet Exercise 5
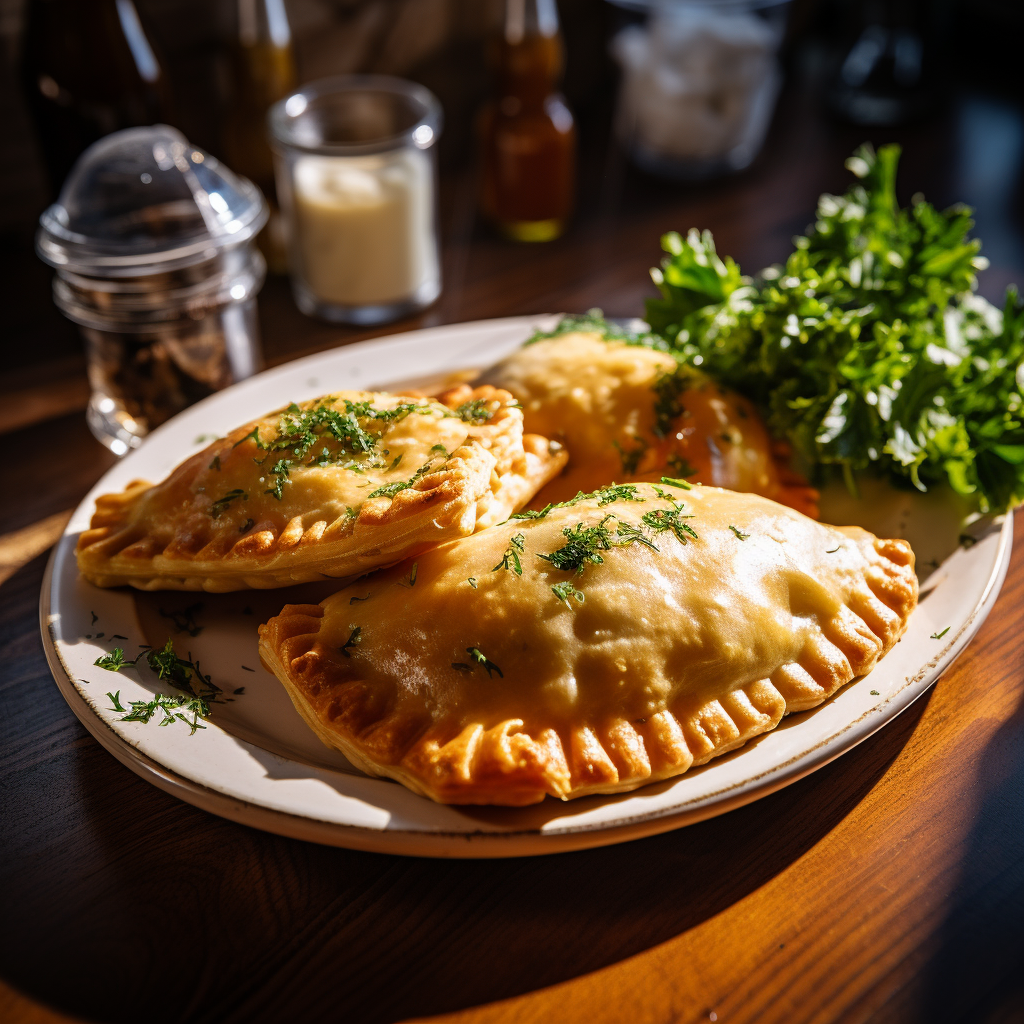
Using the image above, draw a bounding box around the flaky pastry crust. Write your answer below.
[480,331,819,517]
[76,386,566,592]
[259,483,916,805]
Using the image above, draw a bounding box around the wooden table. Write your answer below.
[3,87,1024,1024]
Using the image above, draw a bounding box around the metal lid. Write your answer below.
[36,125,268,277]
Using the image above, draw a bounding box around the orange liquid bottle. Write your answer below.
[480,0,576,242]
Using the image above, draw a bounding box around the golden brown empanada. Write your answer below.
[77,386,566,592]
[259,482,916,805]
[479,330,818,516]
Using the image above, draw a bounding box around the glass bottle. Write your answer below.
[222,0,297,273]
[479,0,576,242]
[20,0,175,198]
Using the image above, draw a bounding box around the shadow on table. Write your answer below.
[0,633,933,1024]
[909,686,1024,1024]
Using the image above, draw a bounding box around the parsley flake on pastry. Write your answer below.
[258,482,916,805]
[479,330,818,516]
[76,386,566,592]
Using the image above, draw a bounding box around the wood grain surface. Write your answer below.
[2,88,1023,1024]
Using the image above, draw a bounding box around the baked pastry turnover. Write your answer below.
[480,329,818,516]
[259,482,916,805]
[76,386,566,592]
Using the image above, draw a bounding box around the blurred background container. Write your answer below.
[1,0,1023,439]
[611,0,791,179]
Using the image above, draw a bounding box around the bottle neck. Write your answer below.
[497,0,563,103]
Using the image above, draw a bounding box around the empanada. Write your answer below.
[479,330,818,516]
[259,482,916,805]
[77,386,566,592]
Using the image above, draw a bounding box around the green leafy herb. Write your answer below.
[409,562,418,586]
[729,525,750,540]
[930,626,951,639]
[101,639,223,735]
[466,647,503,678]
[647,144,1024,513]
[208,455,221,471]
[210,489,247,518]
[367,459,434,500]
[265,459,291,500]
[233,426,266,449]
[340,627,362,657]
[94,648,141,672]
[870,689,880,695]
[538,514,656,575]
[551,580,586,607]
[659,475,692,490]
[642,500,699,544]
[467,577,478,588]
[509,483,647,521]
[455,398,495,425]
[492,533,526,575]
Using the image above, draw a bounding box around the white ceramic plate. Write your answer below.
[40,315,1013,858]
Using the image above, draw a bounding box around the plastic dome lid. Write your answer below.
[36,125,268,277]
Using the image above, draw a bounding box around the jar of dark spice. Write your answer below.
[36,125,268,454]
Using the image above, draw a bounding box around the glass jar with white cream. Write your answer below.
[269,76,443,325]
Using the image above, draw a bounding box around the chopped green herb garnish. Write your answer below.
[94,648,141,672]
[825,545,842,553]
[659,475,693,490]
[931,627,951,639]
[729,525,750,540]
[350,594,370,603]
[551,581,585,607]
[509,483,645,522]
[107,690,126,712]
[240,518,255,534]
[467,577,478,588]
[340,627,363,657]
[210,489,247,518]
[265,459,291,500]
[455,398,495,424]
[642,501,699,544]
[409,562,419,586]
[466,647,503,678]
[389,454,403,471]
[208,455,221,471]
[233,426,266,449]
[492,533,526,575]
[525,309,672,351]
[870,689,880,695]
[368,459,435,499]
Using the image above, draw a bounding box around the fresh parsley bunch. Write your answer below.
[645,144,1024,514]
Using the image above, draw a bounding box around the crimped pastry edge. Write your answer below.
[257,532,918,806]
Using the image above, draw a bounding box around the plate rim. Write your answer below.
[38,314,1016,858]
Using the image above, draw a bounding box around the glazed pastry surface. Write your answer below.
[76,386,566,592]
[259,482,916,805]
[480,331,818,516]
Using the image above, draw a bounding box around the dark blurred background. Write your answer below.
[2,0,1024,427]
